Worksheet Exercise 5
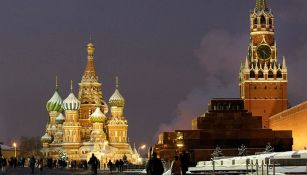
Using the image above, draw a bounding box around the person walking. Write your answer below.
[179,151,190,175]
[170,155,182,175]
[38,158,43,173]
[29,156,36,174]
[146,152,164,175]
[88,153,99,175]
[119,159,124,172]
[115,160,120,172]
[107,160,113,172]
[1,156,7,173]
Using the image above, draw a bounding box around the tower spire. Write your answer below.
[55,75,59,91]
[116,76,119,89]
[70,80,73,93]
[244,57,249,69]
[89,33,92,43]
[256,0,268,11]
[87,40,95,59]
[81,38,98,83]
[282,56,287,70]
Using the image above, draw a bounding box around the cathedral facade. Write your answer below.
[40,42,140,165]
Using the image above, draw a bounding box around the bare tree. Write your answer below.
[18,136,43,158]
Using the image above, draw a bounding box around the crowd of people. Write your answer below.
[1,151,191,175]
[146,151,190,175]
[0,155,44,174]
[0,156,26,169]
[107,158,125,172]
[86,154,129,175]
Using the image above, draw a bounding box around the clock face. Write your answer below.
[257,45,271,60]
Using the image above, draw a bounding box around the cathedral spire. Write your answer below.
[81,38,98,83]
[255,0,268,12]
[116,76,119,89]
[55,75,59,91]
[89,33,92,43]
[70,80,73,93]
[78,38,103,123]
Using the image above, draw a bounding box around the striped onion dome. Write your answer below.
[62,92,80,111]
[109,77,125,107]
[90,107,106,123]
[109,89,125,107]
[46,90,63,112]
[56,113,65,124]
[41,132,52,144]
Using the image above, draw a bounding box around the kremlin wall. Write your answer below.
[153,0,307,164]
[269,102,307,150]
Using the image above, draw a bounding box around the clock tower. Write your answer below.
[239,0,288,128]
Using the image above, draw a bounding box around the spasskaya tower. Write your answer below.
[239,0,288,128]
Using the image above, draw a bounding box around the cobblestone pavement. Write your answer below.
[0,167,145,175]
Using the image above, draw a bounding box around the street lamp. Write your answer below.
[138,144,146,151]
[13,142,17,157]
[137,144,147,165]
[137,144,147,157]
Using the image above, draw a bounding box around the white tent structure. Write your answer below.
[188,151,307,174]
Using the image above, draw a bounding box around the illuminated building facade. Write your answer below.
[239,0,288,128]
[242,0,307,152]
[40,41,140,165]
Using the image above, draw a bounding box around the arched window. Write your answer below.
[269,18,272,26]
[250,71,255,78]
[268,71,274,78]
[260,15,266,25]
[277,70,282,78]
[254,18,257,27]
[258,71,264,78]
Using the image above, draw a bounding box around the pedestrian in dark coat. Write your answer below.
[171,155,182,175]
[107,160,113,172]
[119,159,124,172]
[29,156,36,174]
[179,151,190,175]
[146,152,164,175]
[88,154,99,175]
[38,158,43,172]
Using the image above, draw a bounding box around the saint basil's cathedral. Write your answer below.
[40,41,141,164]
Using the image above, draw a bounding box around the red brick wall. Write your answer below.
[270,102,307,150]
[243,82,288,128]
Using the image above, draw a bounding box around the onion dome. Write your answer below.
[109,77,125,107]
[56,113,65,124]
[46,77,63,112]
[90,107,106,123]
[62,81,81,111]
[41,132,52,144]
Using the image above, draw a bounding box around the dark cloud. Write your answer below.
[155,30,247,139]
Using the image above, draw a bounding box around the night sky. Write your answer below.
[0,0,307,147]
